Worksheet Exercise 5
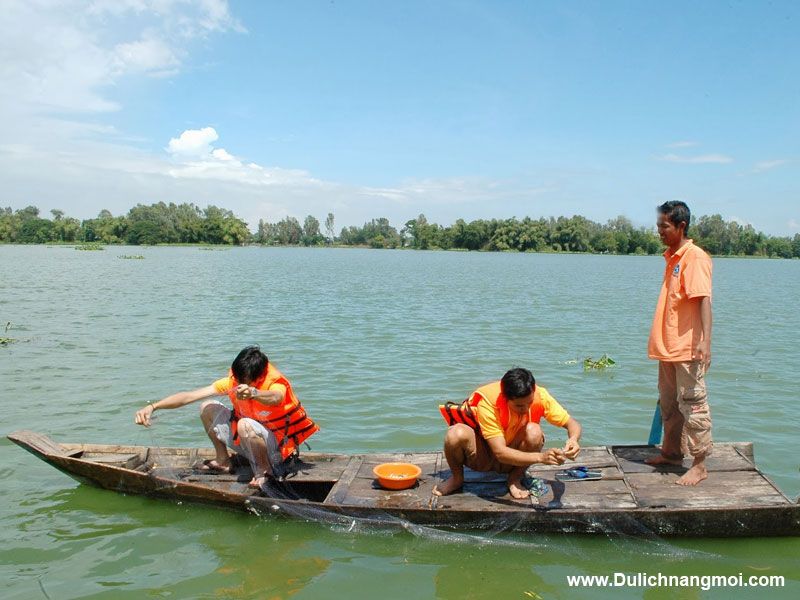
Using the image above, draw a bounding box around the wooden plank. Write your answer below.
[336,474,438,509]
[534,479,637,510]
[429,489,528,512]
[508,447,619,475]
[614,444,756,473]
[286,455,352,482]
[81,452,145,469]
[323,456,364,505]
[628,471,791,508]
[8,430,68,457]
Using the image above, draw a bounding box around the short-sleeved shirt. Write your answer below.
[476,386,571,443]
[212,376,287,399]
[648,240,712,362]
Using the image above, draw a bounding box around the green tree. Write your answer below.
[302,215,324,246]
[325,213,335,244]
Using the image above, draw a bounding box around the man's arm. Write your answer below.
[562,417,582,459]
[485,436,565,467]
[692,295,713,370]
[234,383,286,406]
[135,384,219,427]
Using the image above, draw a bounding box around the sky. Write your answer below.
[1,0,798,234]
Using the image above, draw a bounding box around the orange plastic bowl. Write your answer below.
[373,462,422,490]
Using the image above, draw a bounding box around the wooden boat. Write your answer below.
[9,430,800,537]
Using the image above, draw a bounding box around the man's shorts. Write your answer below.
[205,401,287,478]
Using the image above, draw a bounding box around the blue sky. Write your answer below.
[1,1,798,234]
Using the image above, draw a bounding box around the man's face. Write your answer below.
[656,214,684,248]
[507,393,534,415]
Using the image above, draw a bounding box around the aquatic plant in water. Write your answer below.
[75,243,105,251]
[0,322,28,346]
[118,255,145,259]
[583,354,616,371]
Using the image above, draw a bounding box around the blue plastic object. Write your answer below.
[648,402,662,445]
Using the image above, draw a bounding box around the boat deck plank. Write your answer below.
[614,445,756,474]
[628,471,791,508]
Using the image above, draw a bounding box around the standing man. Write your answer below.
[647,201,713,486]
[434,367,580,499]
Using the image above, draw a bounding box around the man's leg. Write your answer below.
[199,400,233,469]
[433,424,478,496]
[237,418,284,487]
[675,361,712,486]
[646,361,684,466]
[506,422,545,499]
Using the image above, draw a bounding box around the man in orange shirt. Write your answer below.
[134,346,317,488]
[434,367,581,499]
[647,201,713,486]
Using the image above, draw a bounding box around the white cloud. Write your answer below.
[666,141,698,148]
[789,219,799,230]
[752,159,790,173]
[211,148,236,162]
[113,35,181,76]
[0,0,242,119]
[167,127,219,156]
[658,153,733,164]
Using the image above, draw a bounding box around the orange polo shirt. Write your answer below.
[648,240,712,362]
[475,385,571,443]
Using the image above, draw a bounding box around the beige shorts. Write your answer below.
[459,423,544,474]
[658,361,713,457]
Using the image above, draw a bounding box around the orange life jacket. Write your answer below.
[439,381,544,430]
[228,363,319,460]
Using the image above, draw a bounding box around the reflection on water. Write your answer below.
[1,246,799,598]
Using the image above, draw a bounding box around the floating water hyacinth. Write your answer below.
[118,255,145,259]
[0,322,29,346]
[75,243,105,251]
[583,354,616,371]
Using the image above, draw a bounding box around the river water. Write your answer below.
[1,245,798,599]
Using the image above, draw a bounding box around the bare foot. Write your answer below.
[432,476,463,496]
[645,454,683,466]
[676,464,707,486]
[197,459,232,473]
[507,478,530,499]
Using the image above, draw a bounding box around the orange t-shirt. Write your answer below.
[212,376,287,399]
[648,240,712,362]
[475,385,570,442]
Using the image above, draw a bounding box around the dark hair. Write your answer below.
[500,367,536,399]
[231,345,268,383]
[657,200,691,233]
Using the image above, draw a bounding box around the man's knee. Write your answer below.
[521,423,544,450]
[199,400,225,422]
[444,423,474,447]
[237,418,262,440]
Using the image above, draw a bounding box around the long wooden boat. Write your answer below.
[9,430,800,537]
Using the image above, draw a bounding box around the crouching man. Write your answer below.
[434,367,582,499]
[134,346,318,488]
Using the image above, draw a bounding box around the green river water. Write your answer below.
[1,245,798,599]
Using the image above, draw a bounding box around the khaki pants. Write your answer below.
[658,361,713,458]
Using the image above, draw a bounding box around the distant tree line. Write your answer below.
[2,204,799,258]
[0,203,251,245]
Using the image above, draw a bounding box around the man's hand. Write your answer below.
[235,384,255,400]
[134,404,154,427]
[693,339,712,371]
[563,438,581,460]
[540,448,566,465]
